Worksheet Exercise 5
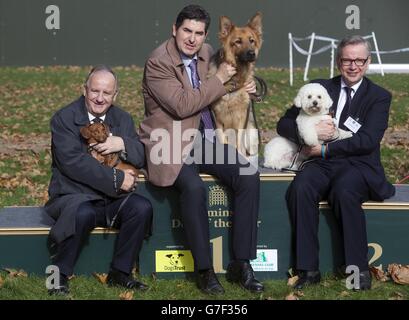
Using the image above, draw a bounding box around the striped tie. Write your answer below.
[189,59,214,142]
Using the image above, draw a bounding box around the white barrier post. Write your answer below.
[304,32,315,81]
[330,40,335,78]
[372,31,384,76]
[289,33,293,86]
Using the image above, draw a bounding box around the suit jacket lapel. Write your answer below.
[197,56,207,81]
[74,96,91,126]
[349,77,369,121]
[327,76,341,116]
[104,106,122,136]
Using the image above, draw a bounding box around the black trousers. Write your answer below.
[286,158,370,272]
[173,139,260,270]
[53,193,152,276]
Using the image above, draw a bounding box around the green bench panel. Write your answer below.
[0,176,408,279]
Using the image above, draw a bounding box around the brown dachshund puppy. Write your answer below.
[80,122,139,176]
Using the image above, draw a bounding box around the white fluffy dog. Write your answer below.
[264,83,352,170]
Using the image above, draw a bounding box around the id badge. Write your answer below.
[344,117,361,133]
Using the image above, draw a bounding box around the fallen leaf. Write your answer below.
[285,293,299,300]
[119,291,134,300]
[131,267,139,278]
[339,291,350,297]
[388,264,409,285]
[93,272,108,284]
[287,267,296,278]
[370,266,389,282]
[388,291,404,300]
[287,275,299,287]
[3,268,27,278]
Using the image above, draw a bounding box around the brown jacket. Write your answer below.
[140,37,226,186]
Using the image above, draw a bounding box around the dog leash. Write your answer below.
[281,144,303,173]
[245,76,268,155]
[250,76,267,103]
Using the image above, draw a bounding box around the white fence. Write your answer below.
[288,32,409,86]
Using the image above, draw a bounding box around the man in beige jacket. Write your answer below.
[140,4,263,295]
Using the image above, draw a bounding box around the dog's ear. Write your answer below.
[325,94,333,109]
[102,123,111,137]
[247,12,262,37]
[80,125,91,139]
[166,254,172,258]
[178,254,184,257]
[293,91,303,108]
[219,16,233,40]
[323,89,333,108]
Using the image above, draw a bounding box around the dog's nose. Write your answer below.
[247,50,256,60]
[313,100,318,106]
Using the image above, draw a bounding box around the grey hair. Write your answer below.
[336,35,372,60]
[84,65,118,92]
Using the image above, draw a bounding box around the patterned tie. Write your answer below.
[92,117,103,124]
[339,87,352,130]
[188,59,214,142]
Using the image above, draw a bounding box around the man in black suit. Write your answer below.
[278,35,395,290]
[45,65,152,295]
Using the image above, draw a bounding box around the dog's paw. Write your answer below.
[337,129,353,139]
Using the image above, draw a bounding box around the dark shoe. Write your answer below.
[197,268,225,295]
[226,260,264,293]
[294,270,321,290]
[107,269,149,291]
[354,270,372,291]
[48,274,69,295]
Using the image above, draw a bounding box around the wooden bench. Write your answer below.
[1,171,408,279]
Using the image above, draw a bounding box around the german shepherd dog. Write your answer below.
[208,12,262,156]
[80,122,139,176]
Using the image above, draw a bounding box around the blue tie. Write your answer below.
[189,59,214,142]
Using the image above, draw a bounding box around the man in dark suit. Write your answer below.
[278,35,395,290]
[139,5,264,294]
[45,65,152,295]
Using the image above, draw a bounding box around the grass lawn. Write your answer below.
[0,67,408,300]
[1,270,409,300]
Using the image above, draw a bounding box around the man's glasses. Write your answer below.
[340,57,370,67]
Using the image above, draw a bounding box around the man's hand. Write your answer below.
[120,169,138,192]
[301,144,321,157]
[243,80,257,94]
[91,136,125,155]
[315,118,336,141]
[215,62,237,84]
